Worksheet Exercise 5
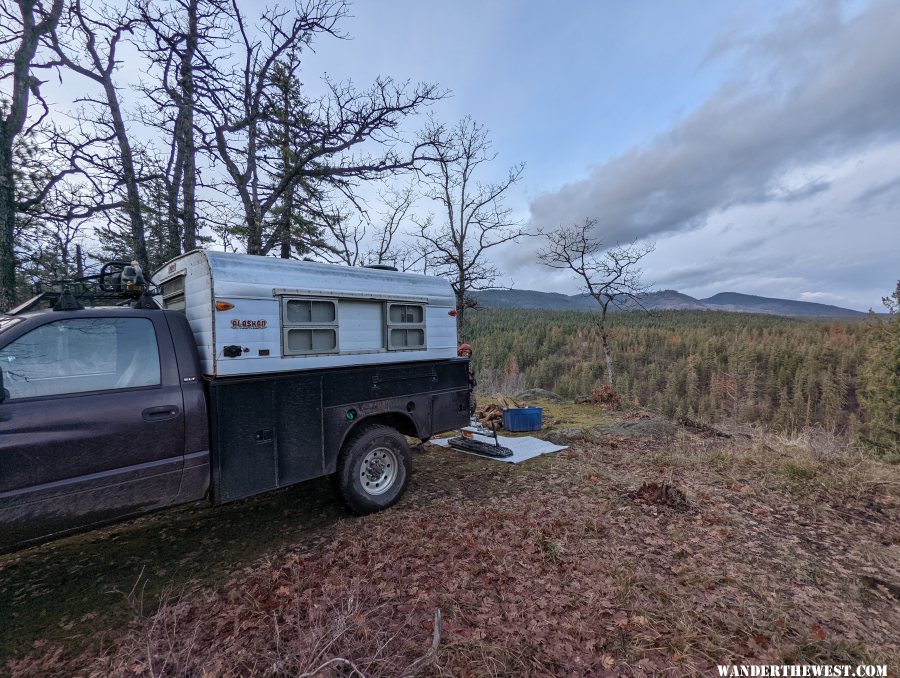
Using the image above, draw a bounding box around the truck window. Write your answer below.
[282,298,338,355]
[386,303,426,350]
[0,318,161,399]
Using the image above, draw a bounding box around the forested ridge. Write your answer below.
[467,309,871,434]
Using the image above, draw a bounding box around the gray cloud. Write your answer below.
[652,263,732,289]
[852,175,900,210]
[524,0,900,247]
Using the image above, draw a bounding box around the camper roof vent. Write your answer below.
[364,264,398,272]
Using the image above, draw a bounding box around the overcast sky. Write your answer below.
[304,0,899,311]
[23,0,899,310]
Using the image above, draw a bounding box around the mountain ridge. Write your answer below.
[470,288,865,317]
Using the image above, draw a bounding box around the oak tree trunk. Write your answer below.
[180,0,198,252]
[601,330,616,387]
[104,79,149,270]
[0,0,64,309]
[598,306,616,387]
[0,144,16,310]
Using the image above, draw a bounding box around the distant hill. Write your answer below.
[700,292,864,317]
[471,288,865,318]
[467,289,592,311]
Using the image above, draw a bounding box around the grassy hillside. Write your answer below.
[4,309,895,676]
[466,309,868,433]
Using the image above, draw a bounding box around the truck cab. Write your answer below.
[0,308,210,548]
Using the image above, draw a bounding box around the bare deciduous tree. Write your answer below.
[201,0,443,257]
[49,0,152,269]
[538,218,655,388]
[414,117,525,336]
[137,0,229,258]
[2,0,446,302]
[325,184,417,269]
[0,0,64,309]
[362,184,415,268]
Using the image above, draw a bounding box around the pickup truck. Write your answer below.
[0,251,471,550]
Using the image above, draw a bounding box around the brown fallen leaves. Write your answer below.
[5,416,900,677]
[629,481,692,511]
[589,385,622,410]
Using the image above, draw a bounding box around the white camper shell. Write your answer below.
[152,250,458,377]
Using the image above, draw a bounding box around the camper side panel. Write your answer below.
[155,250,460,378]
[157,253,216,374]
[210,298,457,377]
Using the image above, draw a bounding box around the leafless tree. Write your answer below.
[538,218,655,388]
[325,184,417,268]
[0,0,64,309]
[2,0,446,304]
[365,184,415,267]
[200,0,444,257]
[48,0,153,269]
[414,117,525,336]
[137,0,230,258]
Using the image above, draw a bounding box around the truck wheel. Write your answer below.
[336,424,411,515]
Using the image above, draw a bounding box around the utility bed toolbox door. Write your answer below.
[209,374,323,502]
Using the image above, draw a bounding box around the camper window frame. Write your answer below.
[385,302,427,351]
[281,296,339,356]
[159,272,186,312]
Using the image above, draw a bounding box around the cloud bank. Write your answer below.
[510,0,900,310]
[528,0,900,240]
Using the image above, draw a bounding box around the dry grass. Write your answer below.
[4,407,898,677]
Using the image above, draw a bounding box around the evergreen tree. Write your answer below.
[859,282,900,456]
[466,308,872,434]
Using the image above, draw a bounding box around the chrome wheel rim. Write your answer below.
[359,446,398,495]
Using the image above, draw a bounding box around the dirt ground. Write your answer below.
[2,403,898,677]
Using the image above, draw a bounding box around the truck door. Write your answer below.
[0,313,185,547]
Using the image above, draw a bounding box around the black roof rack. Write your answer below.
[8,261,161,315]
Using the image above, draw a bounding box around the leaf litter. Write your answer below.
[3,410,899,676]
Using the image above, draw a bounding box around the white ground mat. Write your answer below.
[430,433,568,464]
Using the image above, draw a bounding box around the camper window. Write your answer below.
[282,297,339,355]
[386,303,426,351]
[160,274,186,312]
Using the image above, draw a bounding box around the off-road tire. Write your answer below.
[336,424,412,515]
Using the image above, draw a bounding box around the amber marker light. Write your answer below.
[215,300,235,311]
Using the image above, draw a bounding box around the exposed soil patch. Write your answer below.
[620,410,655,421]
[594,419,677,439]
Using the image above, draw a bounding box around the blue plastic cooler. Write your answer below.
[502,406,543,432]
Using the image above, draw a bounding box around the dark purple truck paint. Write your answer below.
[0,309,210,549]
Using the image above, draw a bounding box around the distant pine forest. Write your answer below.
[466,309,869,434]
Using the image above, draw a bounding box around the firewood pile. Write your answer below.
[475,396,521,430]
[476,403,504,429]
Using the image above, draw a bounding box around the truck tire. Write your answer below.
[336,424,412,515]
